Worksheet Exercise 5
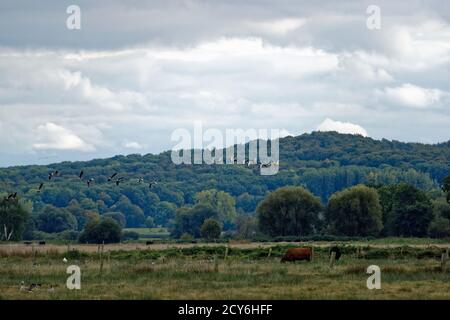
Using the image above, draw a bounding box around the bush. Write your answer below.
[428,216,450,238]
[180,233,194,242]
[200,218,221,240]
[79,217,122,244]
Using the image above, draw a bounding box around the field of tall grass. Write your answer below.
[0,242,449,299]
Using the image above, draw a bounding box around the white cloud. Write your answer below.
[381,83,443,109]
[247,18,306,36]
[122,141,145,150]
[33,122,95,151]
[1,1,450,166]
[316,118,368,137]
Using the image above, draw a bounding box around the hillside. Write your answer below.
[0,132,449,228]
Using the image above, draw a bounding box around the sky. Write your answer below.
[0,0,449,167]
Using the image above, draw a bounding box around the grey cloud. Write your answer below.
[0,0,449,166]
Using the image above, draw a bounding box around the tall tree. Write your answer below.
[36,204,77,233]
[443,174,450,203]
[257,186,323,237]
[326,185,382,236]
[79,217,122,244]
[379,183,433,237]
[0,198,29,241]
[195,189,237,227]
[200,218,221,240]
[171,204,218,238]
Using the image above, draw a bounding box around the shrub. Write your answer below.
[200,218,221,240]
[79,217,122,244]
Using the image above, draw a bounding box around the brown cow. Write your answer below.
[280,248,312,263]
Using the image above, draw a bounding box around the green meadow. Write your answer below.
[0,241,449,300]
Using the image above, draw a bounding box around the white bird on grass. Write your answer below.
[63,257,68,263]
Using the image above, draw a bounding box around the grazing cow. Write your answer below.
[329,246,342,261]
[38,241,46,245]
[146,241,154,245]
[281,248,312,263]
[23,241,32,245]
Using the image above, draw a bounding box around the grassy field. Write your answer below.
[0,241,449,300]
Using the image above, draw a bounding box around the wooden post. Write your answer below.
[99,242,104,274]
[213,255,219,272]
[356,246,361,259]
[224,247,229,260]
[329,251,336,268]
[32,247,37,266]
[267,247,272,258]
[107,251,111,272]
[311,247,314,262]
[441,253,447,272]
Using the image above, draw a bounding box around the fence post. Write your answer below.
[441,253,447,272]
[224,246,229,260]
[329,251,336,268]
[214,255,219,272]
[267,247,272,258]
[99,241,105,274]
[32,246,37,266]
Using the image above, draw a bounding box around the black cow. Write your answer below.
[330,246,342,261]
[38,241,46,245]
[146,241,154,245]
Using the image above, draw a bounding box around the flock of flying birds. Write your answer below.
[231,156,280,168]
[3,169,158,201]
[3,157,278,201]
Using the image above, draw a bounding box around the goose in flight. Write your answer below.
[115,177,125,186]
[7,192,17,200]
[259,160,279,169]
[48,170,59,180]
[87,178,94,187]
[149,181,157,189]
[107,173,118,182]
[38,183,44,192]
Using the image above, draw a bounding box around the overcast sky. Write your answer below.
[0,0,449,167]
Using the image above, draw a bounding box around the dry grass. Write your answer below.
[0,242,449,300]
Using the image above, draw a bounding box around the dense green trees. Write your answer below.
[200,219,221,240]
[171,204,218,238]
[326,185,382,237]
[110,196,145,227]
[171,189,238,238]
[443,174,450,203]
[427,179,450,238]
[0,132,448,240]
[235,215,258,239]
[78,217,122,244]
[378,184,433,237]
[257,186,323,237]
[194,189,237,228]
[0,198,29,241]
[103,212,126,227]
[36,205,77,233]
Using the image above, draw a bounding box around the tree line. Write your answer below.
[3,174,449,243]
[0,132,449,242]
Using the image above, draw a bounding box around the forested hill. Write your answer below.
[0,132,449,227]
